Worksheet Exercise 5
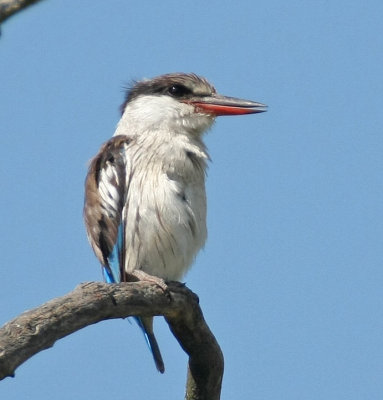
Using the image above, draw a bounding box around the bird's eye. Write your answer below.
[167,84,190,97]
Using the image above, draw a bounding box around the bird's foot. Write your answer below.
[128,270,168,292]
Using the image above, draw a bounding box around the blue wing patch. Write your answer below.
[103,223,124,283]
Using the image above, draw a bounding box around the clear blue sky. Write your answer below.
[1,1,382,399]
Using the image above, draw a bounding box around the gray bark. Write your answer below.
[0,281,223,400]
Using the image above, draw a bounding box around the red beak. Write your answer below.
[188,94,267,116]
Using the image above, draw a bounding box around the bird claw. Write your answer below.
[128,270,168,293]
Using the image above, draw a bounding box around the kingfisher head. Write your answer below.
[117,72,266,137]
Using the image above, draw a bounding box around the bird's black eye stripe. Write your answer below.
[167,84,191,98]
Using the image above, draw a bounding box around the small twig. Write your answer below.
[0,0,44,24]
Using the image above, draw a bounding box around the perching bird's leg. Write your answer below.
[127,270,168,292]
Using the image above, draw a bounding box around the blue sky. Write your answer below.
[1,1,382,399]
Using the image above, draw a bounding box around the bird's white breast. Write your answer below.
[121,132,208,281]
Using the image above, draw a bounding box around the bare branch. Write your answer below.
[0,281,223,400]
[0,0,44,24]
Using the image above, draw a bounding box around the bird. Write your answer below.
[83,72,266,373]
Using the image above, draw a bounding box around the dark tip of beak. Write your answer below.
[189,94,267,116]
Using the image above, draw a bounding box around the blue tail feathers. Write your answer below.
[102,224,165,373]
[134,316,165,373]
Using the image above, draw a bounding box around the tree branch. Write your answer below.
[0,281,223,400]
[0,0,44,24]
